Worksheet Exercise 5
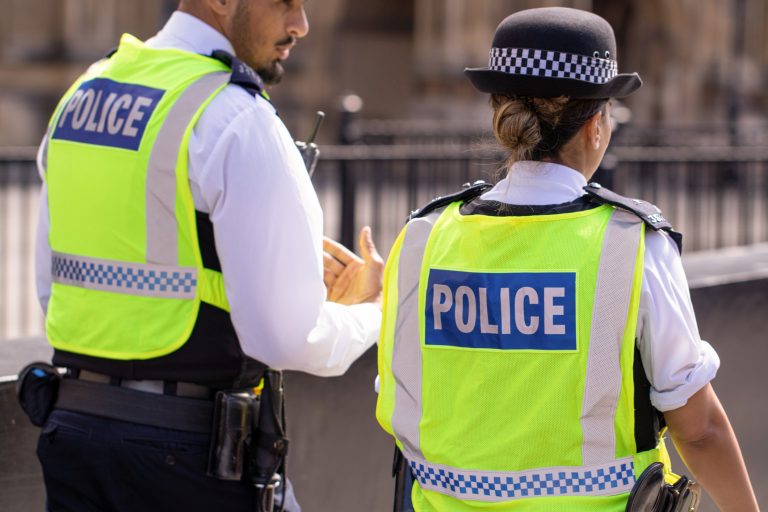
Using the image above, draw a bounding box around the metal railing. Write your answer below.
[316,143,768,251]
[0,149,42,341]
[347,117,768,148]
[2,143,768,340]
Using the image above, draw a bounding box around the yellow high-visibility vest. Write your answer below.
[44,34,232,359]
[377,200,671,511]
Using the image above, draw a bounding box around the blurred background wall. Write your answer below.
[0,0,767,144]
[1,0,768,348]
[0,2,767,510]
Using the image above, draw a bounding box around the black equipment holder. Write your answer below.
[248,370,289,512]
[206,370,288,512]
[626,462,700,512]
[16,362,61,427]
[207,390,259,480]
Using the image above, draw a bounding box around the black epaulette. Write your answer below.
[583,182,683,253]
[210,50,267,99]
[408,180,492,222]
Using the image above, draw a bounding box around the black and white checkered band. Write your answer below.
[489,47,618,84]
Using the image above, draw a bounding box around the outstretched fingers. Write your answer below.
[323,251,345,289]
[323,236,361,266]
[358,226,383,265]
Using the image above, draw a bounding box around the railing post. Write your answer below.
[337,93,363,249]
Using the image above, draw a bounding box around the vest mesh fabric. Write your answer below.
[378,202,669,511]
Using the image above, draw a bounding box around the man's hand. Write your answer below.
[323,226,384,307]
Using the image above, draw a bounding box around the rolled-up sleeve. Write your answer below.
[637,230,720,412]
[188,90,379,377]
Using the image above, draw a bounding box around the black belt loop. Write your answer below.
[163,381,178,396]
[109,376,122,386]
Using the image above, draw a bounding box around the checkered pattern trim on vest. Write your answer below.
[52,252,197,299]
[409,456,635,502]
[489,47,618,84]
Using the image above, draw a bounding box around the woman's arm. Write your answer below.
[663,383,759,511]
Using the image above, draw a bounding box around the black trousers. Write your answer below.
[37,409,300,512]
[395,456,416,512]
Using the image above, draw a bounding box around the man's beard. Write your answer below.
[256,61,284,85]
[230,1,285,85]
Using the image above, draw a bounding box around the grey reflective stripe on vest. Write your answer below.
[391,210,443,460]
[581,210,643,465]
[145,71,229,265]
[52,251,197,300]
[409,454,635,502]
[40,127,50,176]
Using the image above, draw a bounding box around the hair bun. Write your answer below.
[491,96,542,161]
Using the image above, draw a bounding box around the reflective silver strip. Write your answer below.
[581,210,643,465]
[392,210,443,460]
[145,72,230,265]
[40,127,51,176]
[409,455,635,502]
[52,251,197,300]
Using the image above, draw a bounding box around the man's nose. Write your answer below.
[287,5,309,38]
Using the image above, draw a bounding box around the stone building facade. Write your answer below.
[0,0,766,146]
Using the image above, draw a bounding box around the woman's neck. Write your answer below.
[540,153,597,181]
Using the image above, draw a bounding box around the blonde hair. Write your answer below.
[491,94,608,167]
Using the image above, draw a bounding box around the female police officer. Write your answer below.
[375,7,758,512]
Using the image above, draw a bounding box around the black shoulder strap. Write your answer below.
[408,180,493,221]
[210,50,266,99]
[583,182,683,253]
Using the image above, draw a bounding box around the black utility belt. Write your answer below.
[57,377,214,433]
[75,369,213,399]
[16,363,289,512]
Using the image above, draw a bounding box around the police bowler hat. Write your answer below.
[465,7,641,99]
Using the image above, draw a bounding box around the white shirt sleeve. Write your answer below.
[188,89,380,377]
[35,137,52,315]
[637,230,720,412]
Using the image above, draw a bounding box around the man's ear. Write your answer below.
[206,0,233,16]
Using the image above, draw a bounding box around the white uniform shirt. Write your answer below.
[481,161,719,411]
[35,12,380,377]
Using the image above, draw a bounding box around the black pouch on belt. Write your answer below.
[248,370,289,512]
[207,389,260,481]
[625,462,701,512]
[16,362,61,427]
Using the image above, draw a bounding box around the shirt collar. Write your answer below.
[481,161,588,205]
[146,11,234,56]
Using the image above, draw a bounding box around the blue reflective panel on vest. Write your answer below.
[425,270,576,350]
[52,78,165,151]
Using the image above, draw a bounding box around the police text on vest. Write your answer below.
[52,78,165,151]
[425,270,577,350]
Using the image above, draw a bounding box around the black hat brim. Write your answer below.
[464,68,642,99]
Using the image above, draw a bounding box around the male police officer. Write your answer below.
[33,1,383,510]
